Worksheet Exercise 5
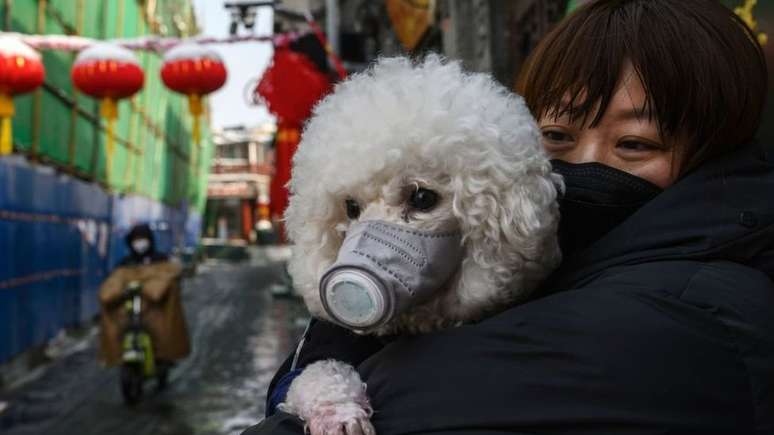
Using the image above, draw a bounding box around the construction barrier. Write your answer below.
[0,156,200,363]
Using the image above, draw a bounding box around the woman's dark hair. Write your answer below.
[516,0,768,173]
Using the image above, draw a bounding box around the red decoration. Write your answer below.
[256,47,332,126]
[0,53,45,95]
[0,36,45,155]
[71,43,144,181]
[71,48,144,100]
[160,46,227,95]
[71,61,144,99]
[258,42,339,242]
[269,123,301,242]
[160,44,227,158]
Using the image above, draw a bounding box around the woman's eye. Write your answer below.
[408,188,439,211]
[617,140,660,152]
[541,129,573,143]
[345,199,361,220]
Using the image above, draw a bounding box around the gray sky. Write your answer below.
[192,0,275,130]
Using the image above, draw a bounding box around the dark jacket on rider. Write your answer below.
[248,141,774,435]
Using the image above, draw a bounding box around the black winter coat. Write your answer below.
[248,141,774,434]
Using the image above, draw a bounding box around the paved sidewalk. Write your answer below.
[0,249,308,435]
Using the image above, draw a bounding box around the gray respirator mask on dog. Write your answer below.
[319,220,463,332]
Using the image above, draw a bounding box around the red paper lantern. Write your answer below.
[71,43,144,100]
[161,43,227,96]
[0,36,45,155]
[258,47,333,238]
[161,43,227,150]
[256,47,332,126]
[71,43,144,180]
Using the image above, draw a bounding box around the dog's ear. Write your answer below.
[450,162,562,305]
[284,190,346,319]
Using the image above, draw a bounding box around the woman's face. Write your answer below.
[538,64,682,188]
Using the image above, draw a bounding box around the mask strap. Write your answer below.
[290,319,314,371]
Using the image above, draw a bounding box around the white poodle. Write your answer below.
[278,55,562,435]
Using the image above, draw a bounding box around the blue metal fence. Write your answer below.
[0,156,199,364]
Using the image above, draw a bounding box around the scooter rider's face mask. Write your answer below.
[319,221,464,332]
[131,238,151,255]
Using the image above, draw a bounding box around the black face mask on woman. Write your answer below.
[551,160,664,259]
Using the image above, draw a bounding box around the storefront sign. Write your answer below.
[207,182,255,198]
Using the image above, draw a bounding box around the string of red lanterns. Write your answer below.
[0,36,231,184]
[0,29,305,161]
[0,26,342,228]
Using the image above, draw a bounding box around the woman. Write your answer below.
[248,0,772,433]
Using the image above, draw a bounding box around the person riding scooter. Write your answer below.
[98,224,191,401]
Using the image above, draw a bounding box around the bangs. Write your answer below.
[516,0,768,172]
[517,2,672,133]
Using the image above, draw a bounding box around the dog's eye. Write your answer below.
[408,188,439,211]
[345,199,361,220]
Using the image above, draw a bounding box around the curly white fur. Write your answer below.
[285,55,562,335]
[280,360,375,435]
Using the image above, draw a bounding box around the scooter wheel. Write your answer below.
[156,362,170,392]
[121,363,144,406]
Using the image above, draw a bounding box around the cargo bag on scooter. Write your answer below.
[98,261,191,366]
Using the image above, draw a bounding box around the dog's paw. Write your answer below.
[281,360,375,434]
[305,401,375,435]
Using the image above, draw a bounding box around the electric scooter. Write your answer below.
[119,281,169,405]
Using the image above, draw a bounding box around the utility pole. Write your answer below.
[325,0,339,55]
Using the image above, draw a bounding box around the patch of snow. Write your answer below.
[163,43,223,62]
[74,42,139,65]
[0,35,41,60]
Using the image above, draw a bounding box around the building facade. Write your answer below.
[202,125,274,245]
[280,0,569,87]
